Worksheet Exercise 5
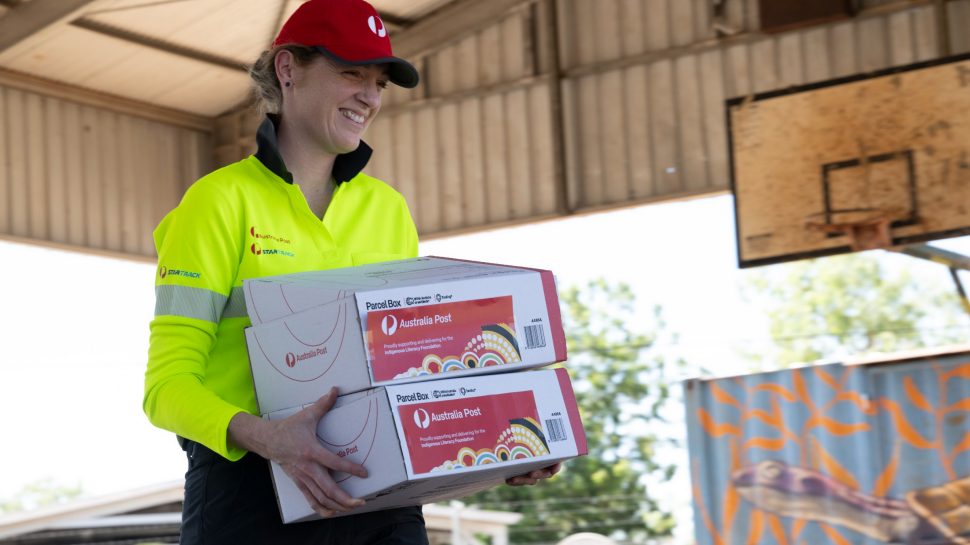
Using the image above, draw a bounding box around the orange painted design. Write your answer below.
[878,398,936,449]
[742,437,787,452]
[792,519,807,539]
[767,397,800,444]
[793,370,815,410]
[698,408,741,437]
[941,363,970,382]
[834,391,877,415]
[751,383,796,402]
[723,481,740,537]
[944,398,970,413]
[746,408,780,427]
[745,510,765,545]
[770,395,783,420]
[837,366,853,387]
[904,376,934,412]
[805,416,870,436]
[767,514,790,545]
[691,461,726,545]
[730,437,741,471]
[812,436,860,490]
[951,431,970,457]
[820,523,852,545]
[872,442,899,497]
[711,382,743,410]
[814,366,840,391]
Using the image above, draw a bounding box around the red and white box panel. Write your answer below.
[244,257,567,414]
[266,367,587,523]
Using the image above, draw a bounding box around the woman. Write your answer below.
[145,1,556,543]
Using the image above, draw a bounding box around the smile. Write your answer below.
[341,109,366,124]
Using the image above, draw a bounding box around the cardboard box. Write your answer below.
[244,257,567,414]
[266,368,587,523]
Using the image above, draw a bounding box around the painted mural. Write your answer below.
[685,350,970,545]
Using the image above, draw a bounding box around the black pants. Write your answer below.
[180,440,429,545]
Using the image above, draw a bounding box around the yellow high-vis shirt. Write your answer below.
[144,117,418,460]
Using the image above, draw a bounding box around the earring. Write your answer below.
[284,81,291,87]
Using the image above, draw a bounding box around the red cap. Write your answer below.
[273,0,419,88]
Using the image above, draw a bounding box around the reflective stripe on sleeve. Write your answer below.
[222,287,248,319]
[155,285,228,323]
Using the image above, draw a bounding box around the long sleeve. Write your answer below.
[144,176,249,460]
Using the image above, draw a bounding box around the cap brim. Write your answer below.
[314,47,419,88]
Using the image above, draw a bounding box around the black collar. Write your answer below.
[254,114,372,185]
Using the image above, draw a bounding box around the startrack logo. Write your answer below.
[251,243,294,258]
[158,265,200,279]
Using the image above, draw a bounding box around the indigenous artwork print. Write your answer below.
[685,352,970,545]
[366,296,521,381]
[399,390,550,475]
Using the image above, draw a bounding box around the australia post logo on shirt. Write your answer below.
[249,226,295,258]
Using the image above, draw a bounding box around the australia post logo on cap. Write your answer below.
[367,15,386,38]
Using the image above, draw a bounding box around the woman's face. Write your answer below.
[282,54,389,156]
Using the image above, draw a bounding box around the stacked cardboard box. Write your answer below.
[243,256,587,523]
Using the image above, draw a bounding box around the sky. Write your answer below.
[1,193,968,541]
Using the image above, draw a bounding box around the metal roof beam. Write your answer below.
[0,0,97,53]
[71,17,248,72]
[392,0,535,59]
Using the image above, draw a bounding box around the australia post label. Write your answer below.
[397,391,551,475]
[365,296,520,382]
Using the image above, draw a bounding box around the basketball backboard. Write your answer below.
[728,53,970,268]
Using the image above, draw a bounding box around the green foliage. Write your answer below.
[742,253,968,368]
[466,279,681,543]
[0,479,82,514]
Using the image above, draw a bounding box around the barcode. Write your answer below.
[545,418,567,442]
[524,325,546,349]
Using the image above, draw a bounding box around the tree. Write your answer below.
[466,279,681,543]
[0,479,82,514]
[742,252,968,368]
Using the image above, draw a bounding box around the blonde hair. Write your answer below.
[249,45,319,115]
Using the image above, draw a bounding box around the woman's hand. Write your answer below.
[228,388,367,518]
[506,462,562,486]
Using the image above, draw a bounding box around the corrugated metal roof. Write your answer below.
[0,0,461,117]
